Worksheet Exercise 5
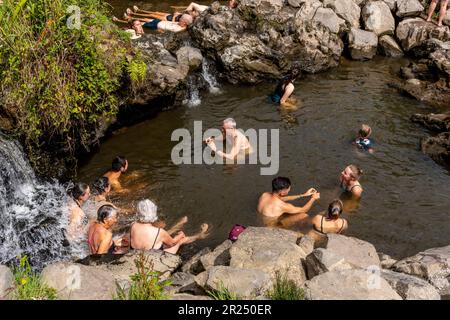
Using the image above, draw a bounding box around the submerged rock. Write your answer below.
[305,269,402,300]
[393,245,450,295]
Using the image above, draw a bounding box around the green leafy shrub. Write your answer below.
[12,255,57,300]
[0,0,144,175]
[268,271,305,300]
[207,281,240,300]
[114,253,172,300]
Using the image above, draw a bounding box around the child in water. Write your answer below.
[353,124,374,154]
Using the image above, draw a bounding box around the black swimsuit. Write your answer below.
[313,216,345,235]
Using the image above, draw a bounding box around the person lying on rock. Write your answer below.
[125,7,190,23]
[130,199,209,254]
[117,11,193,33]
[87,204,129,254]
[353,124,374,154]
[180,0,238,18]
[270,68,300,109]
[426,0,448,27]
[257,177,320,219]
[66,182,91,243]
[307,199,348,242]
[103,155,128,193]
[339,164,364,198]
[205,117,253,161]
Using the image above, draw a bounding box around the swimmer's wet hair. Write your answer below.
[348,164,363,180]
[327,199,343,220]
[272,177,291,192]
[70,182,89,200]
[92,177,110,196]
[137,199,158,223]
[112,155,127,172]
[359,124,372,138]
[223,118,236,128]
[97,204,117,223]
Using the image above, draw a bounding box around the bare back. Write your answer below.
[87,222,112,254]
[257,192,286,218]
[130,222,163,250]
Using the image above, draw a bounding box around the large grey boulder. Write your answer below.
[200,240,232,270]
[313,7,346,34]
[393,245,450,295]
[0,266,14,299]
[396,18,450,51]
[379,35,404,57]
[305,234,381,278]
[348,28,379,60]
[164,272,206,296]
[181,247,211,275]
[305,269,402,300]
[229,227,307,285]
[41,262,116,300]
[378,252,398,269]
[383,0,397,11]
[323,0,361,28]
[381,270,441,300]
[362,1,396,36]
[295,0,323,21]
[396,0,424,18]
[205,266,272,299]
[176,46,203,72]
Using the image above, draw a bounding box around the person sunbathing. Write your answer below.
[125,7,186,23]
[116,12,192,33]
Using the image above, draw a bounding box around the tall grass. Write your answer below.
[114,253,172,300]
[12,255,57,300]
[207,281,240,300]
[268,271,305,300]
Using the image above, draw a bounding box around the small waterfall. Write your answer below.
[202,59,221,94]
[0,133,71,269]
[183,75,202,108]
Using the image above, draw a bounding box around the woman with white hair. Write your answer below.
[130,199,209,254]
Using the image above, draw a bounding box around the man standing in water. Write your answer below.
[103,156,128,192]
[205,118,252,161]
[257,177,320,219]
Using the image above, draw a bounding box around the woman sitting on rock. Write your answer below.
[87,204,129,254]
[130,199,209,254]
[339,164,364,198]
[307,200,348,241]
[270,68,300,109]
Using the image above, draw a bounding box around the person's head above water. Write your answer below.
[92,177,111,196]
[136,199,158,223]
[358,124,372,138]
[272,177,291,196]
[327,199,343,220]
[284,68,301,86]
[179,13,193,27]
[97,204,118,227]
[341,164,363,182]
[70,182,90,202]
[111,156,128,173]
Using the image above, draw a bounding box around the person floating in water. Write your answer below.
[87,205,129,254]
[257,177,320,219]
[67,182,91,243]
[205,118,253,160]
[353,124,374,153]
[270,68,300,109]
[103,156,128,192]
[425,0,448,27]
[340,164,363,198]
[307,199,348,242]
[130,199,210,254]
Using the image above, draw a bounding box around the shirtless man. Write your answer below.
[119,12,193,33]
[205,118,252,161]
[87,205,128,254]
[257,177,320,219]
[103,156,128,192]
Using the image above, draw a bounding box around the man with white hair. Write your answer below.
[205,118,252,160]
[130,199,209,254]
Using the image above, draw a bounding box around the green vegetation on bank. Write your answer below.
[11,255,57,300]
[268,271,305,300]
[207,281,240,300]
[114,253,172,300]
[0,0,142,175]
